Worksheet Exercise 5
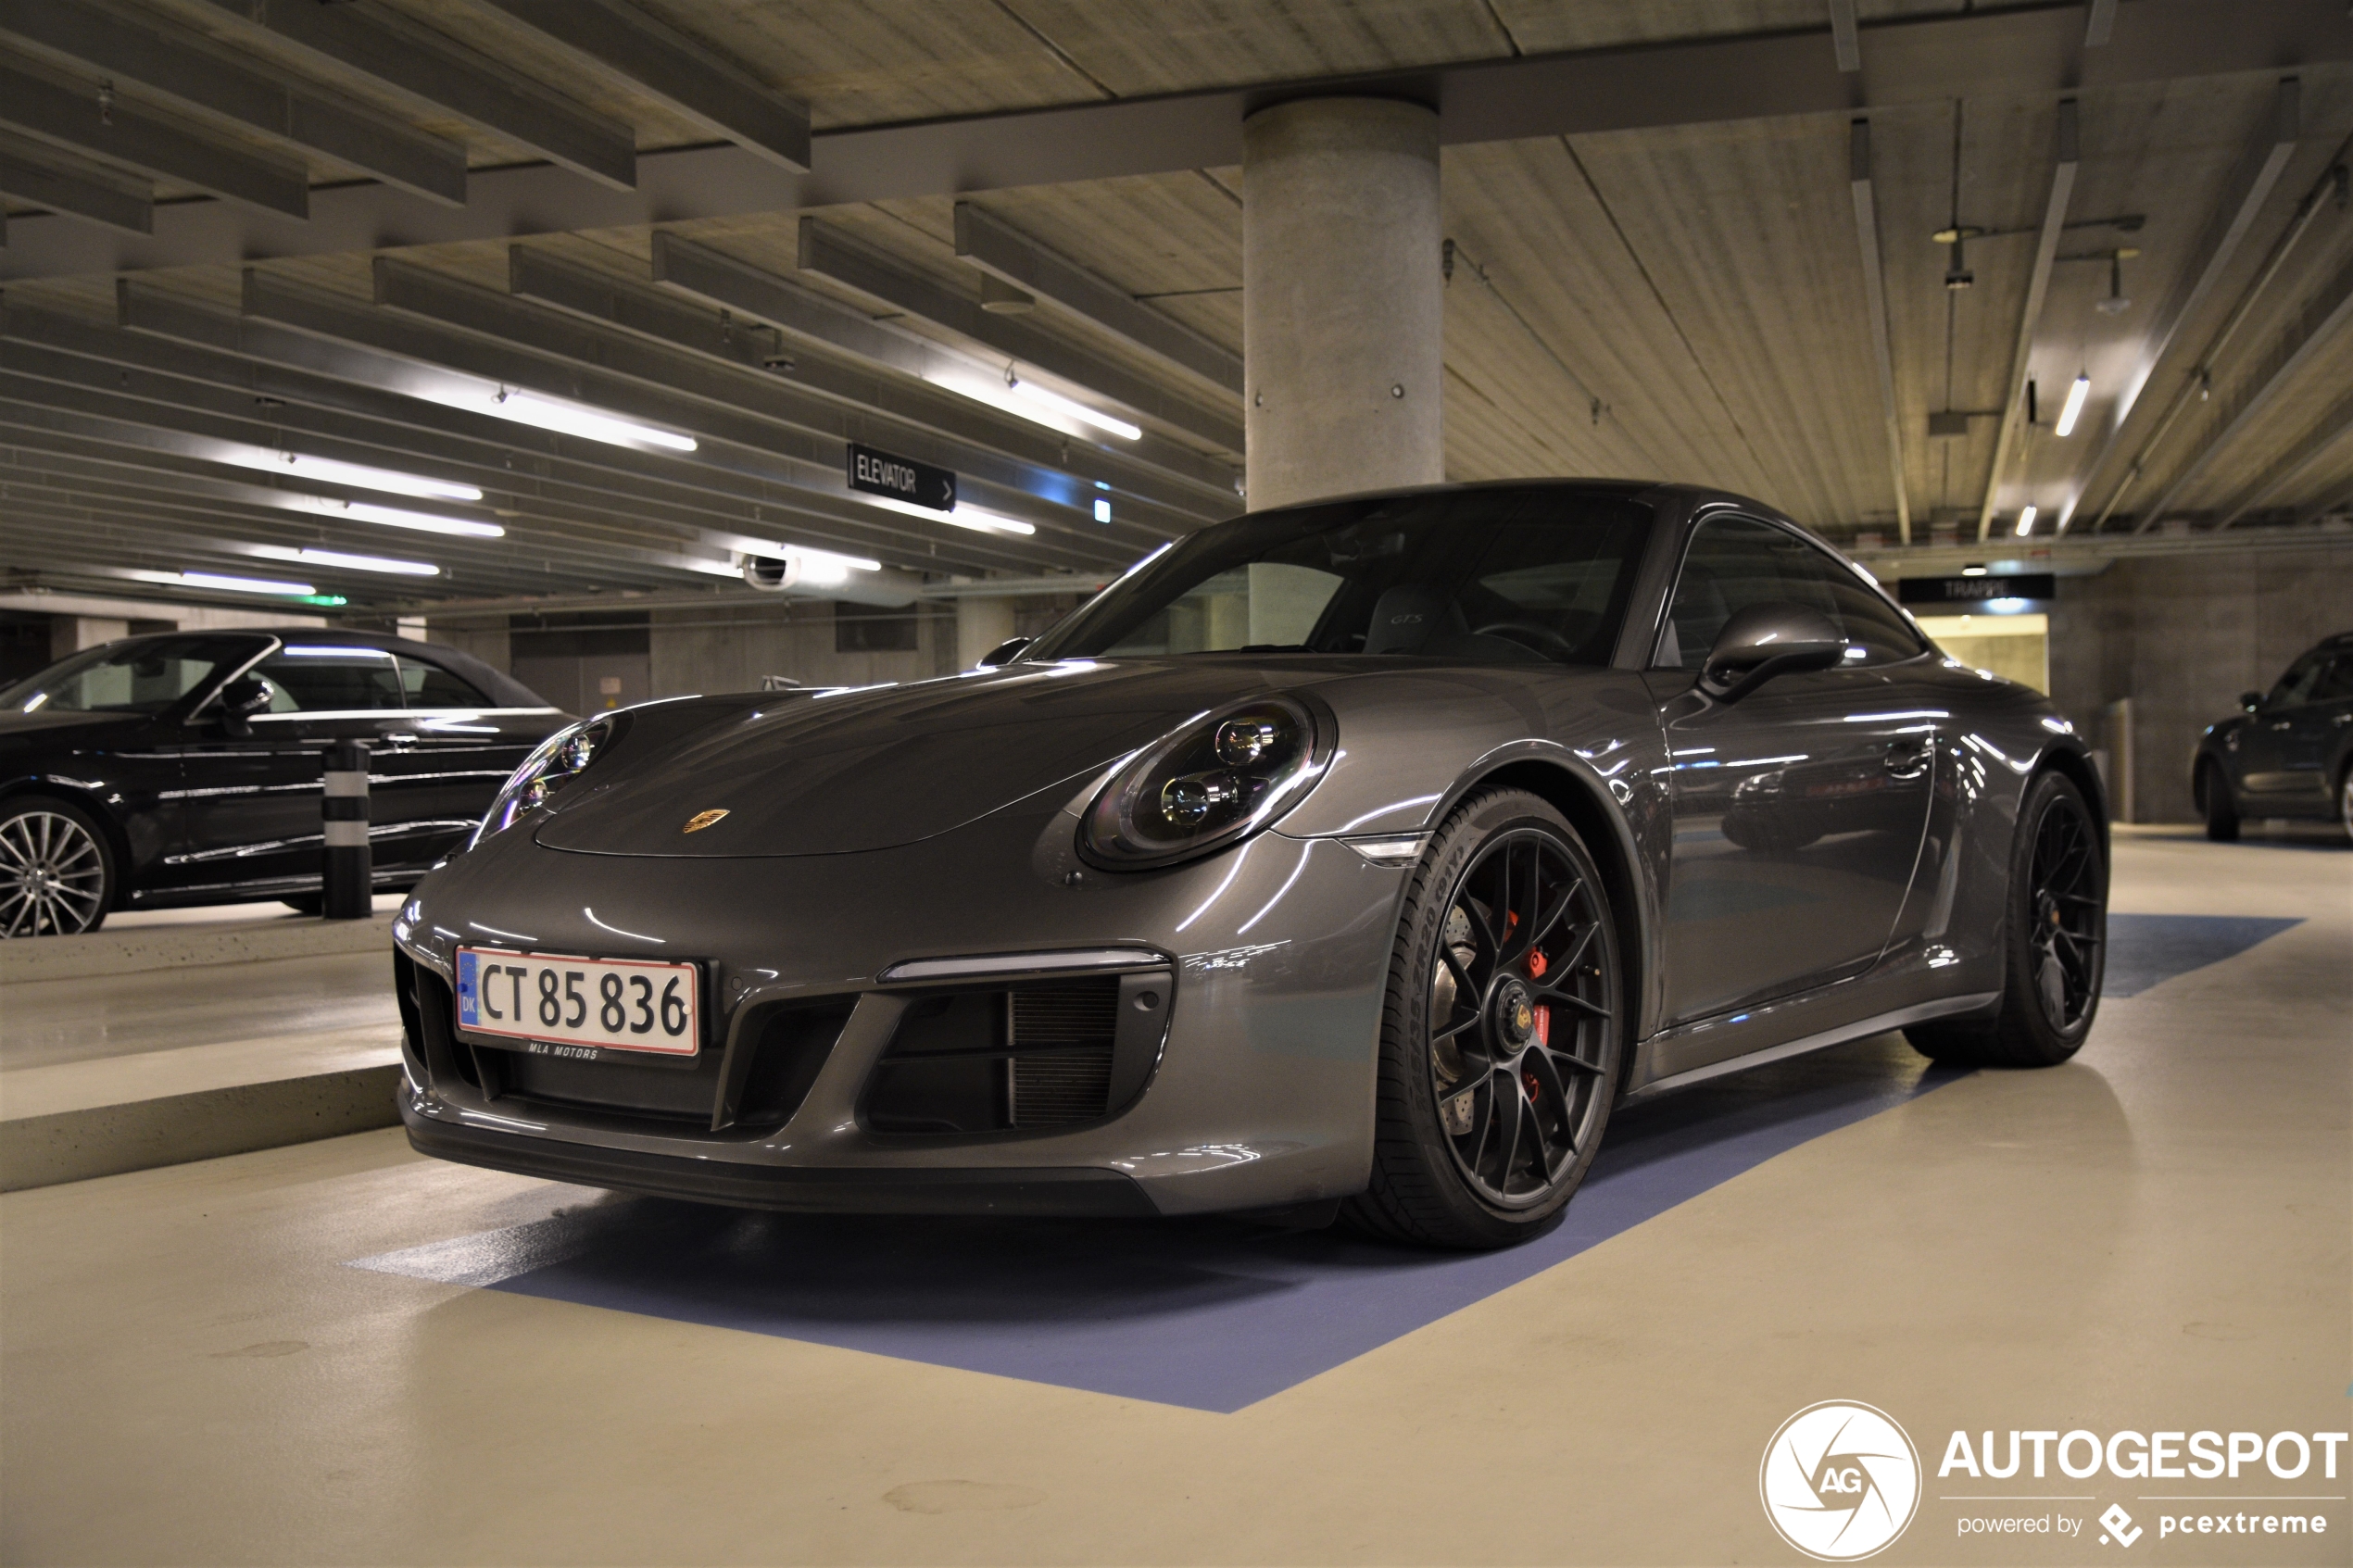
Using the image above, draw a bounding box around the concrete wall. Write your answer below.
[2046,540,2353,822]
[646,601,957,696]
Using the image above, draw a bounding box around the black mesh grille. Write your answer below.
[1009,978,1119,1126]
[1009,1046,1114,1126]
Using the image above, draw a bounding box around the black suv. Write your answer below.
[2193,631,2353,842]
[0,630,569,936]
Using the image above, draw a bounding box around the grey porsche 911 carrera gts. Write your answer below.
[394,481,2108,1248]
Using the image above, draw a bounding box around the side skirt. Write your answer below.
[1621,990,1999,1103]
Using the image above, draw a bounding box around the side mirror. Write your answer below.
[1699,603,1847,703]
[975,636,1032,669]
[215,674,275,736]
[2239,690,2264,712]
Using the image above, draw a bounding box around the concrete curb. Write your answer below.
[0,913,396,985]
[0,1065,402,1191]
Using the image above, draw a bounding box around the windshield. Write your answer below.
[1030,487,1655,667]
[2,635,265,717]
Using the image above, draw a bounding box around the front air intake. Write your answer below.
[1008,982,1119,1127]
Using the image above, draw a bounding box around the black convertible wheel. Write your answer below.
[1908,771,2105,1068]
[0,797,114,938]
[1345,788,1623,1248]
[2199,758,2240,842]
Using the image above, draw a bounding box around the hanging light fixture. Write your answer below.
[2055,372,2092,437]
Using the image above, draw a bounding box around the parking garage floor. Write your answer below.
[2,830,2344,1566]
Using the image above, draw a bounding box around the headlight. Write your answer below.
[1079,695,1329,870]
[472,715,616,847]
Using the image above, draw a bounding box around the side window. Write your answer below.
[1655,517,1921,670]
[2268,653,2332,709]
[396,655,490,709]
[2308,655,2353,704]
[255,648,407,712]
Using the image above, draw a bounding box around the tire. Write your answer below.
[0,796,117,938]
[2200,758,2240,842]
[1906,771,2106,1068]
[1341,788,1626,1249]
[2338,765,2352,847]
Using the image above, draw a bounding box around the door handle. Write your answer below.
[1883,737,1933,781]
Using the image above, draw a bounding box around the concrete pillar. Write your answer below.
[55,617,128,654]
[955,595,1017,669]
[1242,96,1443,512]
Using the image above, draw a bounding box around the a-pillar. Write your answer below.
[954,592,1018,669]
[1242,96,1444,512]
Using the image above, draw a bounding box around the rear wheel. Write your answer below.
[2338,766,2352,845]
[0,797,115,938]
[2200,759,2240,842]
[1342,789,1624,1249]
[1907,771,2106,1068]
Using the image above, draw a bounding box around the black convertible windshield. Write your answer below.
[1031,487,1654,666]
[2,634,263,717]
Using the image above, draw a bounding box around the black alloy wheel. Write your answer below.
[1908,771,2106,1068]
[0,797,115,938]
[2200,759,2240,842]
[1345,788,1623,1248]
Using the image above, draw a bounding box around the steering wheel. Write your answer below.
[1474,621,1579,659]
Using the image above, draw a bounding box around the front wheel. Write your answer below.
[1907,771,2106,1068]
[2200,758,2240,842]
[1343,789,1625,1249]
[0,797,116,937]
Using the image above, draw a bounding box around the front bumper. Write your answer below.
[392,796,1412,1216]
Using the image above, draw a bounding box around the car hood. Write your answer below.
[533,659,1350,858]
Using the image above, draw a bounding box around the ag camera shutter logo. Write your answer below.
[1761,1401,1922,1561]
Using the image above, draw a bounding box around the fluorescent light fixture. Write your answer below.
[220,449,482,502]
[253,545,440,577]
[1093,497,1113,523]
[336,501,504,539]
[859,493,1038,536]
[1961,563,1988,576]
[415,384,697,453]
[130,569,316,596]
[1006,378,1142,441]
[2014,504,2039,537]
[2055,373,2090,437]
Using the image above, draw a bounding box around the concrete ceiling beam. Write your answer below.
[518,242,1233,513]
[2062,76,2301,533]
[2138,249,2353,530]
[951,201,1243,397]
[0,143,149,233]
[0,324,1070,583]
[183,0,634,191]
[90,287,1081,574]
[797,219,1244,456]
[9,0,2349,282]
[368,256,1146,545]
[0,2,467,206]
[0,61,308,219]
[1845,118,1910,546]
[476,0,808,173]
[1977,99,2079,543]
[2209,385,2353,529]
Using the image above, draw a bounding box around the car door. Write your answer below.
[1649,515,1936,1026]
[2236,649,2333,804]
[2271,650,2353,813]
[173,644,408,896]
[369,652,547,872]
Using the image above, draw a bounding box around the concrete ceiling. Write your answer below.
[2,0,2350,613]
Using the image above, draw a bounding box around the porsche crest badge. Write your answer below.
[682,809,730,834]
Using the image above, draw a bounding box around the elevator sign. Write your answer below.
[848,443,955,512]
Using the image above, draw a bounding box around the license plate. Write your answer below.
[455,947,700,1057]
